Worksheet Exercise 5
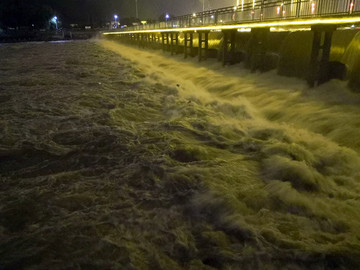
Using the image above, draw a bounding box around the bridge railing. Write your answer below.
[121,0,360,32]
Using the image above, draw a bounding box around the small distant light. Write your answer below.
[165,14,170,19]
[114,15,118,19]
[234,6,237,11]
[211,15,214,19]
[193,13,196,17]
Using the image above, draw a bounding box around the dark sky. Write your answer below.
[48,0,236,23]
[116,0,235,18]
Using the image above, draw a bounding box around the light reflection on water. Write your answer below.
[49,40,74,44]
[0,40,74,46]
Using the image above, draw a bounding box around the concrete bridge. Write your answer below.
[103,0,360,89]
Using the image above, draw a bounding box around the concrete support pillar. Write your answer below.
[154,33,160,46]
[247,28,270,72]
[170,32,179,55]
[142,33,147,47]
[308,25,337,87]
[198,31,209,62]
[139,33,143,48]
[222,29,237,65]
[184,31,194,59]
[161,32,170,51]
[145,33,149,47]
[148,33,154,48]
[141,33,146,48]
[135,33,140,47]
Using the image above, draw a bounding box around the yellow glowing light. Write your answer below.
[311,2,316,14]
[350,2,355,14]
[103,17,360,36]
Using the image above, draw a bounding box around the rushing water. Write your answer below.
[1,40,360,269]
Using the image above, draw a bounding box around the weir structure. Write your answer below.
[103,0,360,88]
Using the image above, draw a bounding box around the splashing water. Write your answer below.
[1,39,360,269]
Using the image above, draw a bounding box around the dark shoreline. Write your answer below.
[0,30,101,43]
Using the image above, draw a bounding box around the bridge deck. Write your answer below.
[105,0,360,35]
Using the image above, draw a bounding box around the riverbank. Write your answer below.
[0,29,99,43]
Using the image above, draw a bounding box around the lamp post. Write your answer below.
[114,14,118,28]
[51,16,58,30]
[165,13,170,28]
[135,0,139,18]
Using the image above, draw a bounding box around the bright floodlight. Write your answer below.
[114,15,118,19]
[165,14,170,19]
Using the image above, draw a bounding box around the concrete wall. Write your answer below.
[331,30,360,62]
[278,31,313,79]
[342,31,360,91]
[277,29,360,81]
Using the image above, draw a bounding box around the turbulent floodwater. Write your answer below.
[1,40,360,269]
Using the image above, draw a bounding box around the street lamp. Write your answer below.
[135,0,139,18]
[114,14,118,28]
[51,16,58,30]
[165,13,170,28]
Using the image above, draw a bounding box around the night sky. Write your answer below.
[49,0,236,23]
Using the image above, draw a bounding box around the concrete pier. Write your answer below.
[106,26,360,89]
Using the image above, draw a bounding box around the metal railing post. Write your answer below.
[296,0,301,18]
